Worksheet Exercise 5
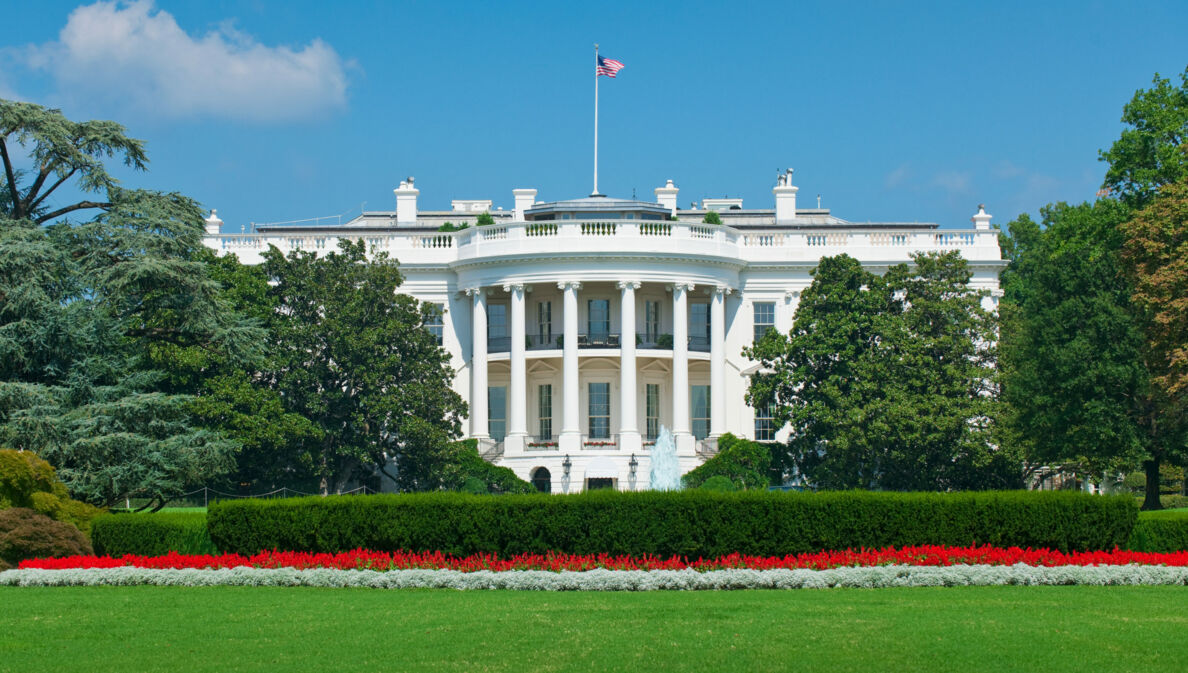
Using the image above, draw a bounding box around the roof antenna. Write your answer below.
[817,194,821,208]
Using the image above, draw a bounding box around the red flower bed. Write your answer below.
[17,545,1188,572]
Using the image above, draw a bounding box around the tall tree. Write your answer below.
[1099,68,1188,207]
[745,252,1006,490]
[261,240,466,494]
[0,99,262,507]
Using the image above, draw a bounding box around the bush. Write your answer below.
[443,440,534,495]
[0,507,92,567]
[699,475,736,492]
[703,211,722,225]
[1127,510,1188,552]
[208,490,1137,557]
[683,434,771,490]
[0,449,103,535]
[91,512,216,556]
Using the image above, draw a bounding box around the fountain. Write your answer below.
[648,426,683,491]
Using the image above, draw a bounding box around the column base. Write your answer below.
[503,433,528,456]
[673,432,697,456]
[618,431,642,454]
[559,431,583,453]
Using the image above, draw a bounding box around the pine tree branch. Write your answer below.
[0,137,22,219]
[35,200,113,224]
[26,168,77,214]
[21,162,54,214]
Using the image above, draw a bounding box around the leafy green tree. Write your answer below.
[702,210,722,225]
[998,200,1186,508]
[1099,68,1188,207]
[475,212,495,226]
[0,100,261,508]
[746,253,1006,490]
[261,240,466,494]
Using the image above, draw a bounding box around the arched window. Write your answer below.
[531,467,551,493]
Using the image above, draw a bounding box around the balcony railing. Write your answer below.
[582,435,619,450]
[490,332,712,353]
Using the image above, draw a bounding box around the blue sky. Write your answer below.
[2,0,1186,230]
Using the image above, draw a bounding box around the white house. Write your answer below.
[203,170,1005,494]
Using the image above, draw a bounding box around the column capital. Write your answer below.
[616,280,642,291]
[713,284,734,296]
[502,282,525,293]
[784,288,802,300]
[669,281,696,292]
[557,281,583,291]
[464,286,485,297]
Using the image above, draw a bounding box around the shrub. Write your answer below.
[699,475,736,492]
[1127,510,1188,552]
[703,211,722,225]
[208,490,1137,557]
[442,440,534,495]
[0,449,103,535]
[0,507,92,567]
[683,434,770,490]
[91,512,216,556]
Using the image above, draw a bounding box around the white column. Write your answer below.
[671,282,693,453]
[618,281,641,453]
[710,285,729,438]
[559,281,582,452]
[468,288,489,439]
[505,283,527,453]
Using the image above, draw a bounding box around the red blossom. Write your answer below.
[17,546,1188,572]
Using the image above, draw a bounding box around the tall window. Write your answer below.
[538,384,553,440]
[690,302,710,348]
[754,403,776,441]
[753,302,776,343]
[588,299,610,339]
[645,300,660,341]
[488,386,507,441]
[531,467,551,493]
[691,385,710,440]
[488,304,507,338]
[537,301,552,343]
[588,382,610,439]
[645,383,660,440]
[425,303,444,345]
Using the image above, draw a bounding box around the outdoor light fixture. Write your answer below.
[629,453,638,477]
[562,454,572,476]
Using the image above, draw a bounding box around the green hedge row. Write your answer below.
[92,512,216,556]
[208,490,1137,557]
[1127,510,1188,552]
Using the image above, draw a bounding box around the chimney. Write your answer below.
[394,176,419,224]
[513,188,537,221]
[773,168,798,223]
[204,209,223,236]
[971,204,992,230]
[654,179,679,216]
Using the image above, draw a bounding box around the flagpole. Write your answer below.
[593,43,600,197]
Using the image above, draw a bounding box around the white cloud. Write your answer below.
[884,163,912,189]
[27,1,350,122]
[930,170,972,195]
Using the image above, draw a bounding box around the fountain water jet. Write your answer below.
[648,426,683,491]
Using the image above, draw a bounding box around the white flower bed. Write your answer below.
[3,564,1188,590]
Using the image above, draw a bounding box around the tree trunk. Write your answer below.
[1142,459,1163,511]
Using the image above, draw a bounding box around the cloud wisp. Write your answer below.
[26,0,350,122]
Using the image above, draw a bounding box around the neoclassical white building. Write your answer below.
[203,171,1004,493]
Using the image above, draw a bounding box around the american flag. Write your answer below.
[596,55,625,78]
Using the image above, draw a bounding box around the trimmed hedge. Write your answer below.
[208,490,1137,557]
[92,512,216,556]
[1127,510,1188,552]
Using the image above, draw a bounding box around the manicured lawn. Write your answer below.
[2,586,1186,672]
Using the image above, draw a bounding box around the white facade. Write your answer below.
[203,173,1005,493]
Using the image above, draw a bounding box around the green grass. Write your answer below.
[2,586,1186,672]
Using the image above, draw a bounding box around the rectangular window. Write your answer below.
[753,302,776,343]
[645,384,660,440]
[425,303,444,345]
[537,301,552,343]
[754,403,776,441]
[588,382,610,439]
[645,300,660,341]
[538,384,553,440]
[488,386,507,441]
[690,302,710,350]
[691,385,710,440]
[587,299,610,340]
[487,304,507,338]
